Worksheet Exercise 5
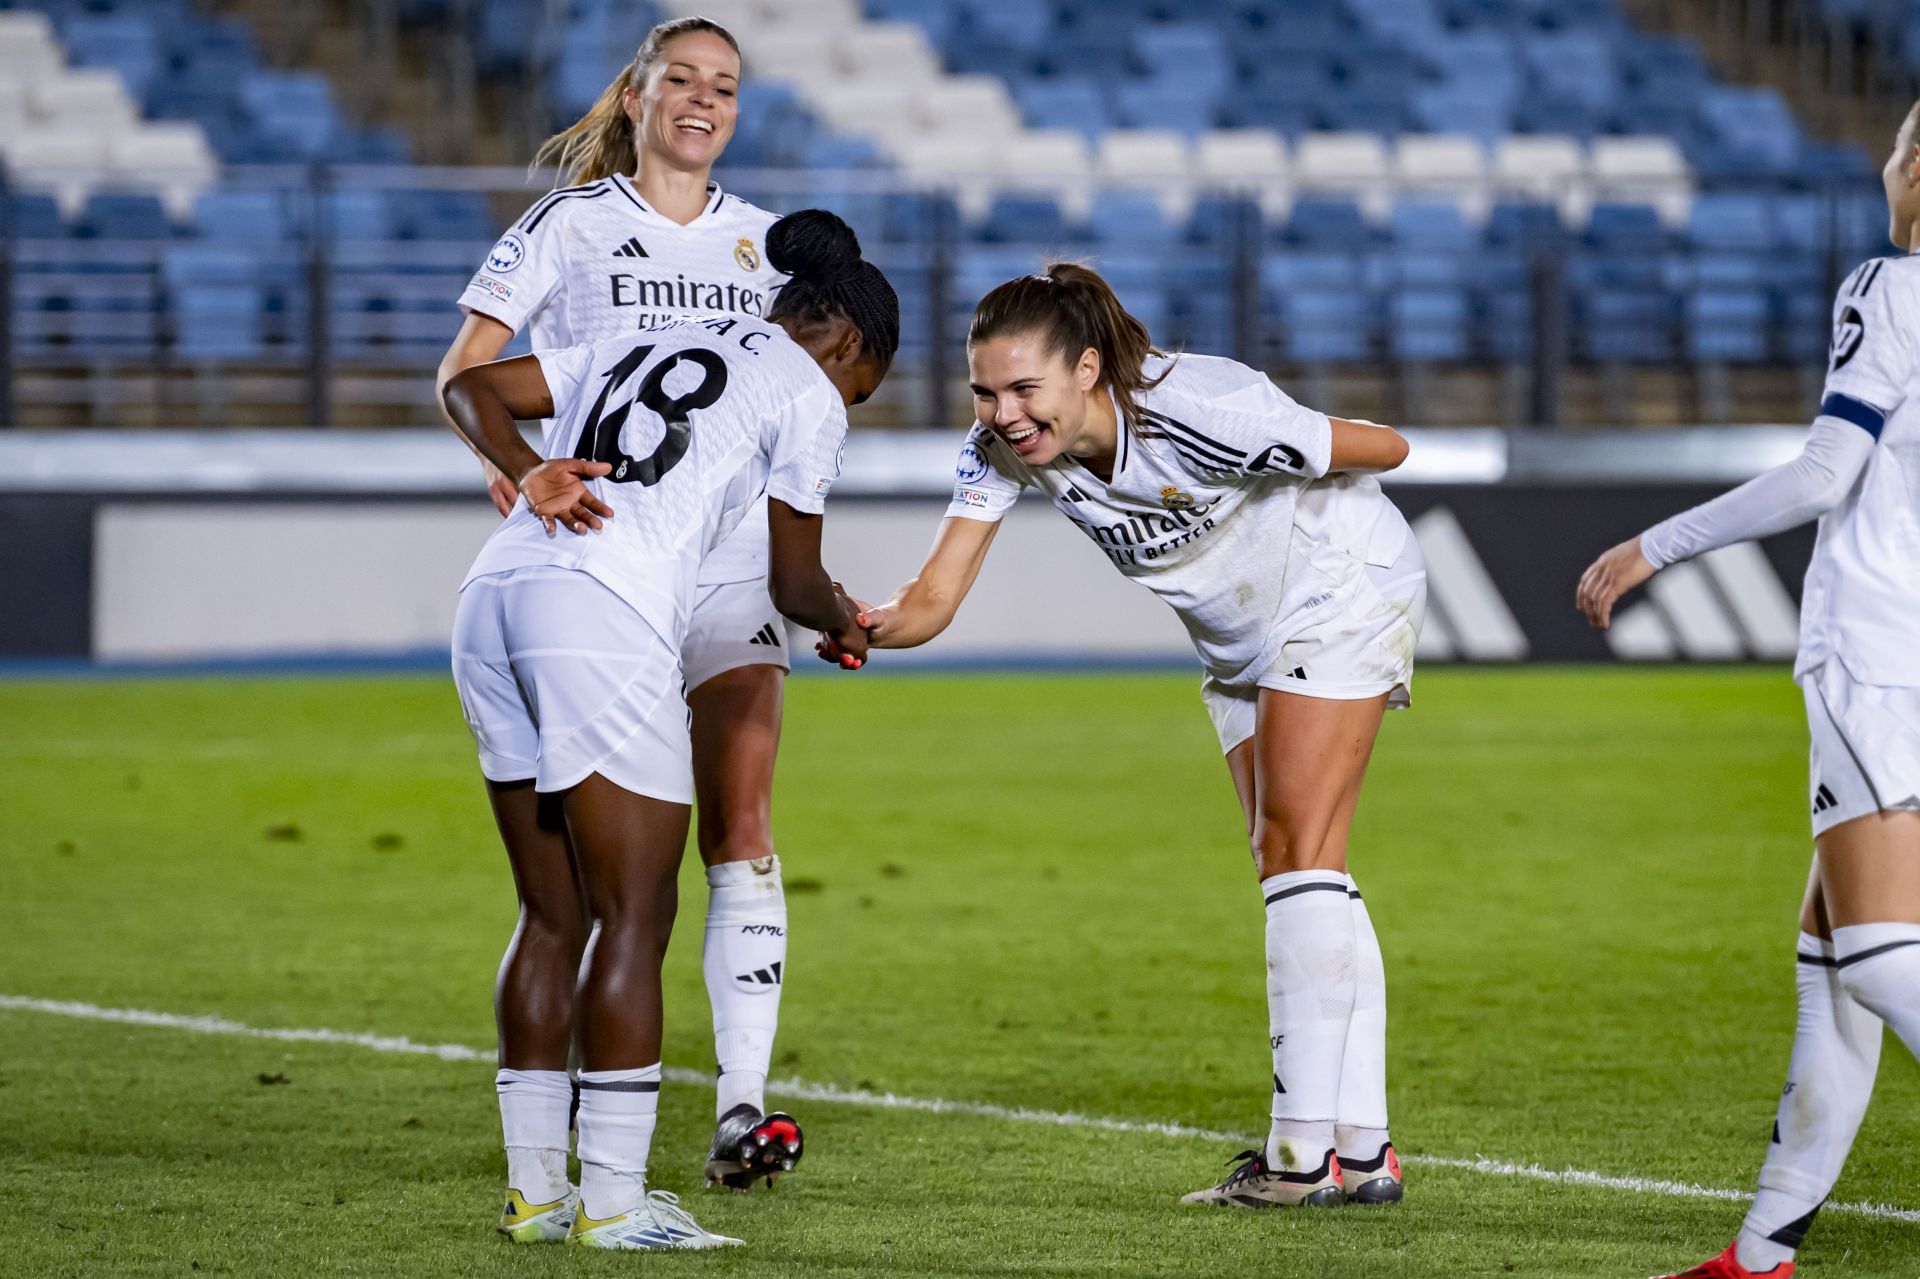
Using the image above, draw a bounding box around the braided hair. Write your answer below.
[766,210,900,375]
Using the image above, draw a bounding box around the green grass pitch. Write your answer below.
[2,667,1916,1277]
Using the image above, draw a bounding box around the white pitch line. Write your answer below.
[5,994,1919,1226]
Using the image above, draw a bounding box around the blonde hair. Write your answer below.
[530,17,741,186]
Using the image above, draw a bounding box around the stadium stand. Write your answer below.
[0,0,1898,429]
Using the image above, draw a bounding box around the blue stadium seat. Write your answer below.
[1278,199,1375,251]
[962,0,1052,48]
[63,12,163,98]
[1186,195,1258,248]
[978,195,1071,245]
[1134,23,1232,100]
[1487,201,1567,250]
[877,191,956,244]
[1390,289,1472,361]
[1320,92,1408,135]
[1411,85,1514,138]
[164,246,269,361]
[1389,201,1481,252]
[1271,288,1377,362]
[79,193,175,240]
[1582,288,1675,361]
[1262,252,1367,292]
[1085,192,1176,247]
[8,194,68,239]
[1521,33,1618,111]
[1586,203,1669,253]
[324,191,396,243]
[1685,289,1771,363]
[1688,194,1776,252]
[1015,79,1112,141]
[1110,82,1218,134]
[1699,86,1803,174]
[191,190,295,243]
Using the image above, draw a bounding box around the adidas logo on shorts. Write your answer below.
[747,624,781,647]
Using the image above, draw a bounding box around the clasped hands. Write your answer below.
[815,588,889,672]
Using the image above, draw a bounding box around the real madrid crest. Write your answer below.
[1160,486,1195,511]
[734,238,760,272]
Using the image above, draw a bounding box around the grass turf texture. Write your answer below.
[1,668,1916,1278]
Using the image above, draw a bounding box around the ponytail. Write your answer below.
[968,262,1171,427]
[531,17,741,185]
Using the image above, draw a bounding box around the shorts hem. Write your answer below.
[477,753,538,784]
[1814,797,1920,838]
[685,651,791,693]
[536,759,694,806]
[1253,675,1404,703]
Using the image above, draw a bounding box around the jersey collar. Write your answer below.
[612,174,727,226]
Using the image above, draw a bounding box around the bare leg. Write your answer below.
[562,773,693,1070]
[486,778,586,1070]
[689,664,785,867]
[1815,810,1920,928]
[1250,690,1388,879]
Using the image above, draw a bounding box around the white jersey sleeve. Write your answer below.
[532,342,594,416]
[766,378,847,516]
[944,424,1029,521]
[1639,418,1876,569]
[458,197,571,334]
[1139,356,1333,481]
[1822,257,1916,436]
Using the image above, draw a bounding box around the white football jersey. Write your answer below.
[1798,252,1920,686]
[459,176,786,585]
[946,354,1408,685]
[462,314,847,652]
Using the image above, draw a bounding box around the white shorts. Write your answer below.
[683,576,789,692]
[1202,536,1427,755]
[1804,660,1920,837]
[451,566,694,804]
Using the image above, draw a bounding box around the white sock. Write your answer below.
[575,1064,661,1219]
[1736,933,1882,1273]
[1336,875,1391,1170]
[1835,922,1920,1057]
[1261,869,1356,1173]
[496,1067,573,1203]
[704,855,786,1119]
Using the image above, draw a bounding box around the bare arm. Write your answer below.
[440,357,612,535]
[1328,417,1410,473]
[767,499,867,658]
[863,516,1002,650]
[438,313,520,515]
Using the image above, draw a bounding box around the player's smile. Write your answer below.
[1001,421,1047,453]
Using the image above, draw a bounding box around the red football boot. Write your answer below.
[1650,1243,1794,1279]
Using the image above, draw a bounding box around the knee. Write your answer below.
[1251,808,1342,878]
[519,901,588,955]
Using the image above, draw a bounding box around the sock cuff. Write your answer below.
[496,1068,572,1098]
[1261,869,1351,908]
[1833,921,1920,967]
[579,1064,663,1092]
[707,854,781,889]
[1795,931,1836,962]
